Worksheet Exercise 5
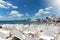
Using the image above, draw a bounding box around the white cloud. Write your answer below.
[12,6,18,8]
[6,2,18,8]
[0,0,18,8]
[35,7,52,16]
[45,8,50,11]
[35,9,44,16]
[39,9,44,14]
[45,7,53,11]
[0,4,7,8]
[10,10,23,17]
[26,13,29,16]
[0,16,4,18]
[0,0,6,3]
[44,11,51,14]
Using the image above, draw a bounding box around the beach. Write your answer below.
[0,24,60,40]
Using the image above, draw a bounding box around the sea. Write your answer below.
[0,21,46,24]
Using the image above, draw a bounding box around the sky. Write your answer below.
[0,0,60,21]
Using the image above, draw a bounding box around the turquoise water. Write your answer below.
[0,21,45,24]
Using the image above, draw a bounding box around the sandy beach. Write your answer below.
[0,24,60,40]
